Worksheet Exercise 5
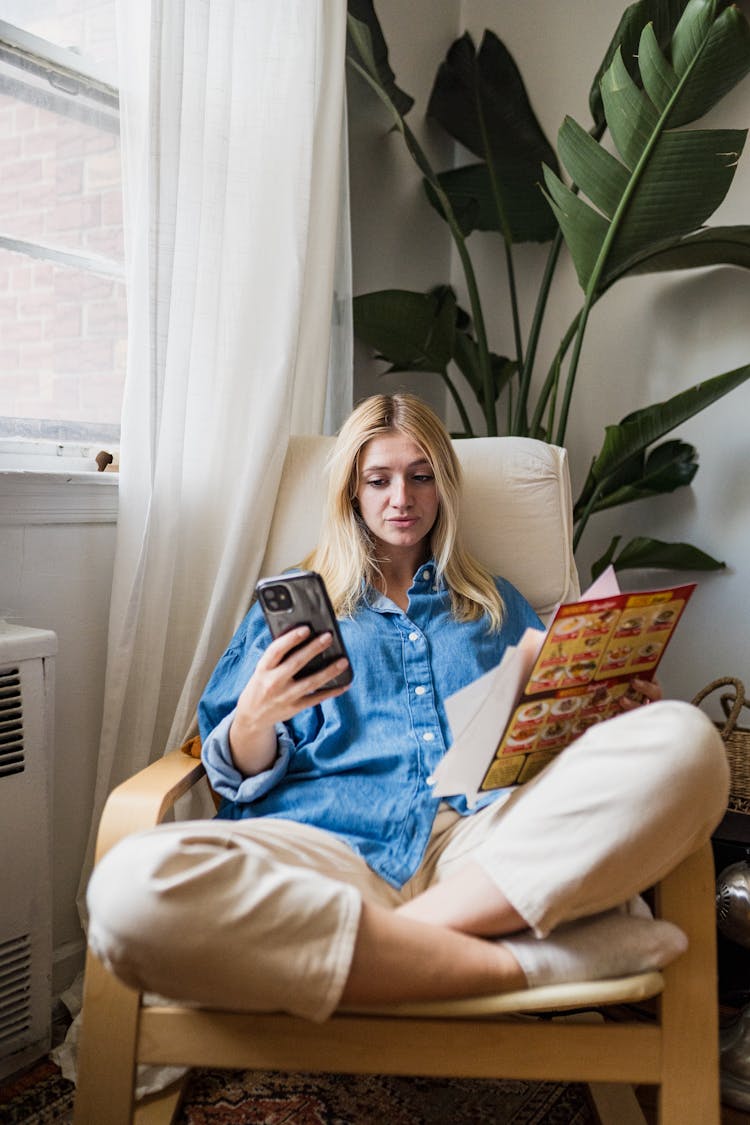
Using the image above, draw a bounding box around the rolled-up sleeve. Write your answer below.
[201,710,294,803]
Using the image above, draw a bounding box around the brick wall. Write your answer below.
[0,7,125,430]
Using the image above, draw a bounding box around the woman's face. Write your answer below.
[355,431,439,564]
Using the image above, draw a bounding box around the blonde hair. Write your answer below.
[301,393,504,628]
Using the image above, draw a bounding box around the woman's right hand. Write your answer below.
[228,627,350,776]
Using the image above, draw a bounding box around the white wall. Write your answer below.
[351,0,750,702]
[0,474,116,992]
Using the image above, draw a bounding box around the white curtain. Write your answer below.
[78,0,351,917]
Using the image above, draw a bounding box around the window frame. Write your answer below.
[0,16,124,473]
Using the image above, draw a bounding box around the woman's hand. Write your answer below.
[228,627,350,776]
[240,626,350,726]
[620,676,663,711]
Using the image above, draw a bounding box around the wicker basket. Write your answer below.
[692,677,750,816]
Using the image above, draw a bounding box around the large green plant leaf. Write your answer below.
[424,163,554,242]
[605,225,750,282]
[451,332,516,405]
[548,107,746,288]
[668,1,750,125]
[425,31,559,244]
[588,0,738,127]
[352,289,455,374]
[591,535,725,577]
[574,440,698,518]
[347,15,436,184]
[587,364,750,490]
[352,287,514,408]
[573,364,750,552]
[423,166,482,238]
[346,0,413,116]
[588,0,691,127]
[544,2,750,293]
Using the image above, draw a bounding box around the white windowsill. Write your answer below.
[0,470,119,525]
[0,437,118,472]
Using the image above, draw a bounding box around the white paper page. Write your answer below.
[579,564,620,601]
[430,628,545,805]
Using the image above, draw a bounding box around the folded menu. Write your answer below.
[429,566,694,805]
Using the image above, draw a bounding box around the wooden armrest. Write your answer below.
[94,748,207,862]
[653,839,714,933]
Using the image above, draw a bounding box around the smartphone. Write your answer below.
[255,570,353,688]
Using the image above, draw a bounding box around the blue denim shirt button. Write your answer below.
[422,731,435,742]
[408,630,419,641]
[421,569,432,581]
[415,685,427,696]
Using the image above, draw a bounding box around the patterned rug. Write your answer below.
[0,1058,596,1123]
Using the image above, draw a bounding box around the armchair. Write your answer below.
[74,436,722,1125]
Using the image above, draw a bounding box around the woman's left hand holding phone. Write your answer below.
[228,627,350,777]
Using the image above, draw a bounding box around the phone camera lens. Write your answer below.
[263,584,292,612]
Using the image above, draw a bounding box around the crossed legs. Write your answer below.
[345,701,726,1002]
[87,701,727,1019]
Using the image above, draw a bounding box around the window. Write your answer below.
[0,3,124,467]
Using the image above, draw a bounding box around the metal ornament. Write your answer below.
[716,861,750,948]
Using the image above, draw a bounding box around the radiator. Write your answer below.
[0,622,57,1079]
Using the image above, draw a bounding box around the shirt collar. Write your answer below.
[362,560,442,612]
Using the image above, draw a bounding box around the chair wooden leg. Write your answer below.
[588,1082,648,1125]
[654,843,721,1125]
[134,1078,188,1125]
[74,950,141,1125]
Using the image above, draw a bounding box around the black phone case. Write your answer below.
[256,571,353,688]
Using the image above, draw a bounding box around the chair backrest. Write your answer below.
[260,435,579,622]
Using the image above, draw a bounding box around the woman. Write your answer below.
[87,394,728,1021]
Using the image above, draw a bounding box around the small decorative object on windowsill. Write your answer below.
[95,450,119,472]
[692,677,750,817]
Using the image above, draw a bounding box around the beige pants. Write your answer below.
[87,701,728,1020]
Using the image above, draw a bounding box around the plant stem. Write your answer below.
[544,355,560,441]
[519,117,605,438]
[453,233,496,434]
[573,480,605,552]
[442,368,475,435]
[504,240,524,377]
[554,301,592,446]
[529,310,581,437]
[513,228,565,434]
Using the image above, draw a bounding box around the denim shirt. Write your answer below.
[199,566,542,888]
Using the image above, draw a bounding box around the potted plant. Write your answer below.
[347,0,750,578]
